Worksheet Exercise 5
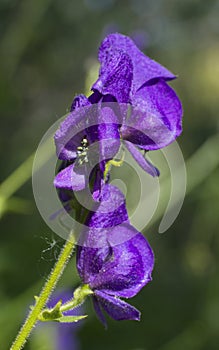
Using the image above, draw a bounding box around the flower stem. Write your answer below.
[38,284,93,322]
[60,284,93,313]
[10,232,75,350]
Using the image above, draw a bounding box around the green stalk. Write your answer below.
[10,233,75,350]
[60,284,93,313]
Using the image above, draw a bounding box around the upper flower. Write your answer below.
[54,32,183,194]
[91,33,183,151]
[76,184,154,325]
[92,32,176,103]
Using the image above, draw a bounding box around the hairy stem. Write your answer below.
[10,233,75,350]
[60,284,93,312]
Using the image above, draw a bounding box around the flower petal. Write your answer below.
[92,48,133,103]
[86,184,129,228]
[54,163,86,191]
[54,95,92,160]
[70,93,91,111]
[76,244,111,285]
[121,80,183,150]
[90,226,154,298]
[87,106,121,166]
[76,185,129,283]
[94,290,140,321]
[98,106,122,175]
[97,33,175,98]
[124,140,159,177]
[92,295,107,328]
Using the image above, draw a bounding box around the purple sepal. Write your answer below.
[124,141,159,177]
[71,93,91,111]
[94,33,176,101]
[121,80,183,150]
[92,48,133,103]
[54,95,91,161]
[92,295,108,328]
[94,290,140,322]
[54,163,86,191]
[89,229,154,298]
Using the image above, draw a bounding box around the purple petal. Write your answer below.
[92,295,107,327]
[90,227,154,298]
[92,48,133,103]
[121,80,183,150]
[96,33,175,99]
[97,106,121,162]
[76,185,129,282]
[87,106,121,168]
[124,140,159,177]
[91,167,103,201]
[86,184,129,228]
[70,93,91,111]
[54,163,86,191]
[54,95,92,160]
[76,244,110,285]
[94,290,140,321]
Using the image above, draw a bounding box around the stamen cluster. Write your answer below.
[76,137,89,166]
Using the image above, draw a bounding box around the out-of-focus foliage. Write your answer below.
[0,0,219,349]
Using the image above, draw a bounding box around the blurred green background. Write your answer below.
[1,0,219,349]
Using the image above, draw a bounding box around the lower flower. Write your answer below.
[76,185,154,326]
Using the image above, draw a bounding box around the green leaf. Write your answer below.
[55,315,87,323]
[39,300,63,321]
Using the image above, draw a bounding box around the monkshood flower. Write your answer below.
[54,32,183,193]
[90,33,183,174]
[76,184,154,325]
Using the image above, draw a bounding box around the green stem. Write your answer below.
[0,135,53,218]
[38,284,93,322]
[0,154,34,201]
[60,284,93,313]
[10,233,75,350]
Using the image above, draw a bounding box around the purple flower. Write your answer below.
[76,184,154,325]
[92,32,176,103]
[54,32,183,194]
[90,33,183,174]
